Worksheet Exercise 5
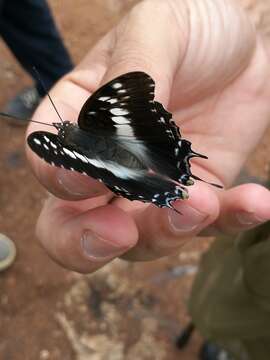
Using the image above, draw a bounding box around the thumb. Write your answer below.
[100,0,188,106]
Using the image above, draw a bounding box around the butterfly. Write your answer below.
[27,71,222,211]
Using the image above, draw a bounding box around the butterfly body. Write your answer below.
[28,72,221,210]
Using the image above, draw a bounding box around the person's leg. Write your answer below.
[0,0,73,120]
[0,0,73,94]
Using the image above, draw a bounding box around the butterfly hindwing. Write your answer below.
[105,174,188,209]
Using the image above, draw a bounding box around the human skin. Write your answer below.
[26,0,270,273]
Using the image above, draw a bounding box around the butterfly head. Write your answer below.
[53,121,74,139]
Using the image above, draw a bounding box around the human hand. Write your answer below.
[26,0,270,273]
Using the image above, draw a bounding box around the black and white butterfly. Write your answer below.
[27,72,221,211]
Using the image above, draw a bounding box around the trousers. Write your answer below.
[0,0,73,95]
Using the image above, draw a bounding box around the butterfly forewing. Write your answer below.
[78,72,155,130]
[77,71,198,184]
[28,131,99,179]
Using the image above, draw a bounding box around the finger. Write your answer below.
[208,183,270,235]
[100,0,189,104]
[115,182,220,261]
[170,0,256,107]
[37,196,138,273]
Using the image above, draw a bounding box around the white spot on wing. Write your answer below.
[112,116,130,125]
[110,108,129,116]
[43,144,49,150]
[63,148,76,159]
[44,136,50,143]
[159,117,165,123]
[112,82,122,89]
[107,98,118,104]
[115,124,134,137]
[50,142,57,149]
[33,138,41,145]
[73,151,88,163]
[99,96,110,101]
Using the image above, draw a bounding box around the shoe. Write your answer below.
[0,233,16,271]
[200,342,235,360]
[3,86,41,125]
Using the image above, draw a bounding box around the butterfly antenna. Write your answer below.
[0,112,54,127]
[32,66,64,123]
[189,149,223,188]
[172,206,182,215]
[191,174,223,189]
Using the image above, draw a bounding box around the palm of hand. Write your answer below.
[26,0,270,271]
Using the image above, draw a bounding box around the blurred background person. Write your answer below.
[0,0,73,122]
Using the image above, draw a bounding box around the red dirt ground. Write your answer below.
[0,1,269,359]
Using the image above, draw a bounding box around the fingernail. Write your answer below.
[81,230,126,260]
[236,211,266,226]
[57,169,103,197]
[168,203,208,232]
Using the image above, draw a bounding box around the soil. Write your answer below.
[0,1,269,360]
